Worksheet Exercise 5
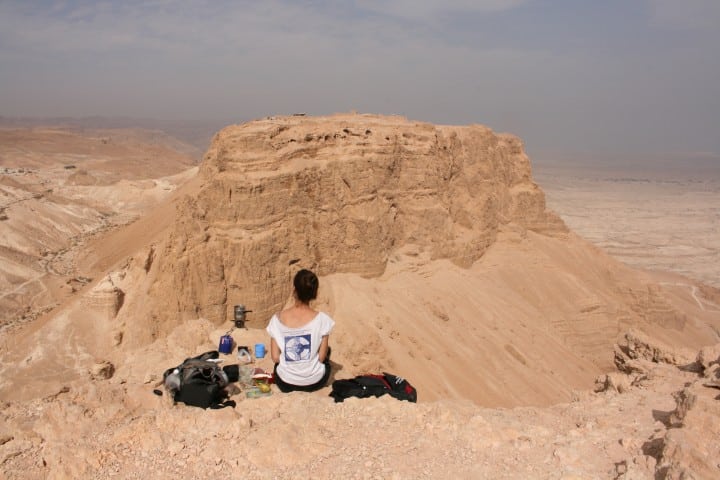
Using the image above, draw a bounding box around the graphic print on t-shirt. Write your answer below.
[284,334,311,362]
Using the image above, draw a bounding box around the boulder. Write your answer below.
[90,361,115,380]
[696,344,720,374]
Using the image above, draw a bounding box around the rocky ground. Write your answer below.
[1,335,718,479]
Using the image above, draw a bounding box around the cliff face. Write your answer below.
[137,114,565,337]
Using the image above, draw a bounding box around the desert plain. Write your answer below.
[535,162,720,289]
[0,115,719,479]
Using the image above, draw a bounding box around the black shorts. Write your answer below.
[273,348,332,393]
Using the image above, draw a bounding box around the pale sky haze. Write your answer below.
[1,0,719,163]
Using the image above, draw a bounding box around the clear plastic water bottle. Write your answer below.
[237,347,252,364]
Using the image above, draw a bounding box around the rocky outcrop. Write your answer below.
[614,329,697,372]
[657,379,720,479]
[83,276,125,318]
[696,344,720,375]
[600,338,720,479]
[134,114,565,337]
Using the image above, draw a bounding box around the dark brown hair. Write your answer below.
[293,269,318,303]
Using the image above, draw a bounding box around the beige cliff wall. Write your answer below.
[122,114,564,344]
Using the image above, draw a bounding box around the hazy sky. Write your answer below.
[1,0,719,161]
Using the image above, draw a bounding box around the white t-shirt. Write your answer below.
[266,311,335,386]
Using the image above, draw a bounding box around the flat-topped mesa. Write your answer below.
[146,114,565,332]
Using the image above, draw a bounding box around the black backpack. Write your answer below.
[329,372,417,403]
[163,351,235,409]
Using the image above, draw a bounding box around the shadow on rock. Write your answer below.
[651,409,674,427]
[641,436,664,461]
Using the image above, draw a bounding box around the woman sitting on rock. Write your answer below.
[266,269,335,392]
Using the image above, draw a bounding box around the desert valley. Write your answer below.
[1,114,719,479]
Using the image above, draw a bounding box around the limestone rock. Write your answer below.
[704,364,720,383]
[613,344,649,374]
[90,361,115,380]
[659,382,720,479]
[83,276,125,318]
[594,373,630,393]
[124,114,566,343]
[696,344,720,374]
[621,330,696,368]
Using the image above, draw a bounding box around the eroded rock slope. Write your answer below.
[130,114,565,341]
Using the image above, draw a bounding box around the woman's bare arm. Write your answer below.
[318,335,330,363]
[270,337,281,363]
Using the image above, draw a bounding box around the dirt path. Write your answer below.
[659,281,720,312]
